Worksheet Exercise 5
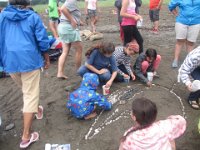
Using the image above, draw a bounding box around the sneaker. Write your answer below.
[172,60,178,68]
[153,71,160,78]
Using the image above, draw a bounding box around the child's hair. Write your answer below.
[85,41,115,57]
[121,97,157,142]
[145,48,157,60]
[9,0,30,6]
[125,40,139,53]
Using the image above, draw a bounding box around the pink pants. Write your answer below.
[141,55,161,74]
[120,24,124,42]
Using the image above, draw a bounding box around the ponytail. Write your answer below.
[120,124,149,142]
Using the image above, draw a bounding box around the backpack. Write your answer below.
[48,37,62,61]
[114,0,122,9]
[135,0,142,7]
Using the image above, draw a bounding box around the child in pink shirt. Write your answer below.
[119,98,186,150]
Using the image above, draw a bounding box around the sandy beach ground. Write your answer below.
[0,5,200,150]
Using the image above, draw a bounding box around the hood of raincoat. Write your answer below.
[80,73,99,90]
[2,5,33,21]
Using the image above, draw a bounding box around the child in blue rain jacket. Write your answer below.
[67,73,112,120]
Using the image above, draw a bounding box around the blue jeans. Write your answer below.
[188,67,200,101]
[77,65,111,83]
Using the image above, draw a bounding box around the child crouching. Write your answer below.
[66,73,112,120]
[133,48,161,86]
[119,98,186,150]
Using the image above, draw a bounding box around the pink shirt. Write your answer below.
[121,0,137,26]
[120,115,186,150]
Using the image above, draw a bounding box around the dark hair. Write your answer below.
[9,0,30,6]
[145,48,157,60]
[85,41,115,57]
[121,98,157,142]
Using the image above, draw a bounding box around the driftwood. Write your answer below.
[80,30,104,41]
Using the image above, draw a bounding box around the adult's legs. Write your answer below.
[57,43,71,79]
[130,26,143,54]
[186,40,194,52]
[72,41,82,70]
[172,39,185,68]
[49,20,59,38]
[10,70,40,141]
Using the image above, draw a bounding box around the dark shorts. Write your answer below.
[149,9,160,22]
[88,9,97,18]
[49,17,59,23]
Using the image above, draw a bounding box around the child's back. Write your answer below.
[67,73,112,119]
[121,115,186,150]
[119,98,186,150]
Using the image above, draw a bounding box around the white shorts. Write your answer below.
[175,22,200,42]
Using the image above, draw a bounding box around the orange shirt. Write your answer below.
[149,0,160,10]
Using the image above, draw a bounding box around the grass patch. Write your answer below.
[32,0,171,14]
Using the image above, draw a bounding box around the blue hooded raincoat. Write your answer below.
[0,5,50,73]
[67,73,112,119]
[168,0,200,25]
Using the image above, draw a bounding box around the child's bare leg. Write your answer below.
[84,112,97,120]
[154,20,159,31]
[170,140,176,150]
[57,43,70,79]
[84,106,97,120]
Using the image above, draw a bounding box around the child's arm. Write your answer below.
[134,56,149,84]
[86,63,108,75]
[157,0,164,9]
[60,4,77,29]
[106,71,117,87]
[43,52,50,69]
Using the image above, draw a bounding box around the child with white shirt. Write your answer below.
[85,0,99,32]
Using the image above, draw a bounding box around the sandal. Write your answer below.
[20,132,39,149]
[188,100,200,110]
[35,105,43,120]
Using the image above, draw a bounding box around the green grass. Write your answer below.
[33,0,171,14]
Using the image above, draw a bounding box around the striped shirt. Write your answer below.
[113,46,133,75]
[120,115,186,150]
[178,46,200,86]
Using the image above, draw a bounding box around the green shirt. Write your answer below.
[48,0,59,18]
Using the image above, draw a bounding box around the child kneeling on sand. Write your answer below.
[66,73,112,120]
[119,98,186,150]
[114,40,139,82]
[133,48,161,86]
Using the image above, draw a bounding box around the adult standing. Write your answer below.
[169,0,200,68]
[0,0,50,148]
[48,0,59,38]
[120,0,143,54]
[57,0,82,79]
[178,46,200,110]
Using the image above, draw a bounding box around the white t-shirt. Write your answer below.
[85,0,97,10]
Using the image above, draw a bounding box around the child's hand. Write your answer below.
[106,80,112,87]
[44,60,50,69]
[146,81,152,87]
[123,74,129,78]
[187,83,192,92]
[131,74,136,80]
[98,68,108,74]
